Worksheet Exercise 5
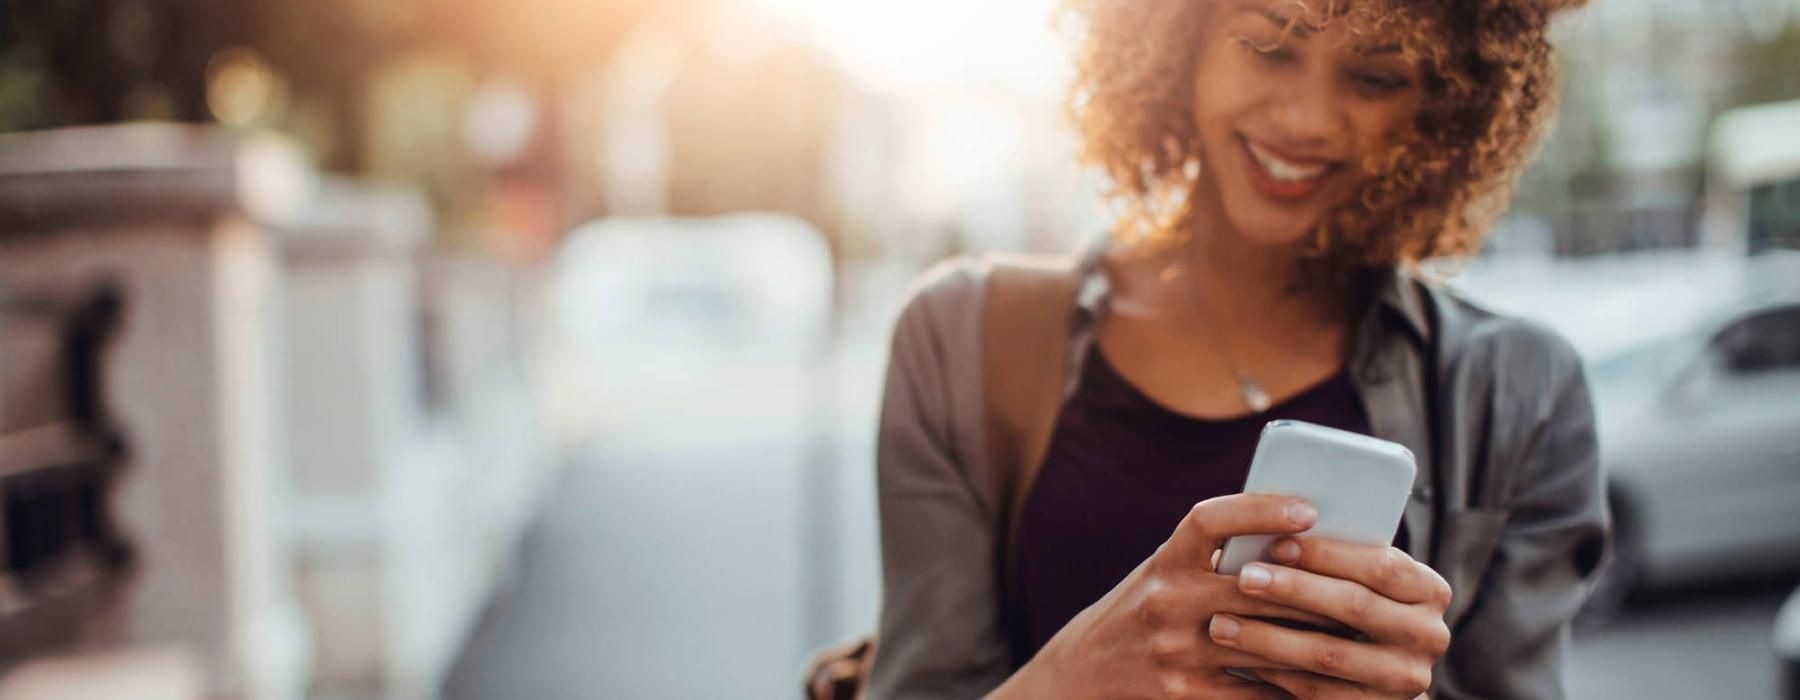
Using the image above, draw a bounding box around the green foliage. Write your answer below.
[0,11,50,131]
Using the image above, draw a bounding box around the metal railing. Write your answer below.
[0,284,133,663]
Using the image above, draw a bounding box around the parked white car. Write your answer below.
[1588,295,1800,592]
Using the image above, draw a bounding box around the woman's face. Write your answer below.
[1191,1,1424,247]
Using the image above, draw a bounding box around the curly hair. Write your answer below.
[1062,0,1586,266]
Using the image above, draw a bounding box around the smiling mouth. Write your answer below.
[1239,136,1341,202]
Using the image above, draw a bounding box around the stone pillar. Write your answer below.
[273,179,440,699]
[0,124,313,700]
[277,179,559,700]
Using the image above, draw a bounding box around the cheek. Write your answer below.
[1356,100,1422,156]
[1190,51,1263,143]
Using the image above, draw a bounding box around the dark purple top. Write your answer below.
[1012,347,1402,661]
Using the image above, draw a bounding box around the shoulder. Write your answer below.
[890,250,1085,344]
[1422,280,1590,414]
[1429,283,1582,373]
[900,257,988,318]
[1415,279,1600,512]
[889,257,989,352]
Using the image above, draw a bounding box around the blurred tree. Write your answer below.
[0,0,655,167]
[1,0,226,125]
[0,0,855,258]
[0,1,52,131]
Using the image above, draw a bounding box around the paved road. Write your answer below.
[441,360,829,699]
[1571,583,1793,699]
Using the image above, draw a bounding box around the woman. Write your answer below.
[868,0,1605,698]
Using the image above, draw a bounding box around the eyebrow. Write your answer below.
[1237,4,1314,40]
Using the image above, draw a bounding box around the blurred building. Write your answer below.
[1527,0,1800,255]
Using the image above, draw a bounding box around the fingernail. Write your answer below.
[1240,564,1271,591]
[1271,539,1301,563]
[1287,501,1317,526]
[1210,614,1240,641]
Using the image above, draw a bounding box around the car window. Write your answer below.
[1709,305,1800,375]
[1747,178,1800,254]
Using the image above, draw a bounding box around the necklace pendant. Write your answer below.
[1240,380,1273,414]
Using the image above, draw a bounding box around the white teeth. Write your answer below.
[1246,141,1329,183]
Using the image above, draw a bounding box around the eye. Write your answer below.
[1350,70,1412,95]
[1259,47,1299,65]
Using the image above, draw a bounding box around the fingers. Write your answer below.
[1221,589,1346,631]
[1139,574,1341,643]
[1163,494,1318,571]
[1199,644,1303,672]
[1271,537,1451,609]
[1235,563,1450,653]
[1209,614,1433,697]
[1217,673,1305,700]
[1251,669,1367,699]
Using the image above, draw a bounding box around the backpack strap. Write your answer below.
[981,253,1084,610]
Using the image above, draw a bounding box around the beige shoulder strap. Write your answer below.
[981,253,1083,604]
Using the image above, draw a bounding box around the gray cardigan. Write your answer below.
[869,246,1609,699]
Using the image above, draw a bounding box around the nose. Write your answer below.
[1265,72,1344,148]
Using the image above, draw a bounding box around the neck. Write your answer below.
[1186,217,1302,316]
[1178,189,1346,334]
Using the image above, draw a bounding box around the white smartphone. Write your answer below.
[1215,420,1416,576]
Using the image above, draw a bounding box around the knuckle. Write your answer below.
[1432,576,1455,609]
[1157,670,1201,699]
[1398,664,1434,695]
[1422,620,1452,656]
[1185,500,1218,537]
[1312,646,1347,675]
[1146,630,1195,663]
[1374,548,1405,587]
[1135,582,1180,629]
[1346,585,1379,620]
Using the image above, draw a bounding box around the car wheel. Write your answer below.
[1577,487,1642,632]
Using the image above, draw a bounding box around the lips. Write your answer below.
[1238,136,1340,203]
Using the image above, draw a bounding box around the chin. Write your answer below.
[1223,206,1319,248]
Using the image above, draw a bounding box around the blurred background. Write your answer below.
[0,0,1798,698]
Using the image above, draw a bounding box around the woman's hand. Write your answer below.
[1209,536,1453,699]
[990,494,1341,700]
